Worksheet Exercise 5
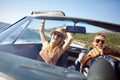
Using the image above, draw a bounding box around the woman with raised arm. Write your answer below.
[38,20,73,65]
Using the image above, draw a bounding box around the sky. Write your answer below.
[0,0,120,24]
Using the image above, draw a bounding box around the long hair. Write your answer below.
[45,40,64,54]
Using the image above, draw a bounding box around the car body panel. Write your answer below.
[0,44,42,59]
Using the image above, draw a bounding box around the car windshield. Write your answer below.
[0,17,73,44]
[0,16,119,52]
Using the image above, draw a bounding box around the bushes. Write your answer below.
[105,33,120,51]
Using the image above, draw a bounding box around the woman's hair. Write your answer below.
[45,43,61,54]
[45,39,64,53]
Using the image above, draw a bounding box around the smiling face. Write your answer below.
[92,34,106,49]
[51,32,63,45]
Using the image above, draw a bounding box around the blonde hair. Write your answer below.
[45,40,64,54]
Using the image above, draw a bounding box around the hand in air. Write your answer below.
[40,20,45,31]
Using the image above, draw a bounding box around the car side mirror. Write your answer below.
[66,26,86,34]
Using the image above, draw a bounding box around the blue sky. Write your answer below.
[0,0,120,24]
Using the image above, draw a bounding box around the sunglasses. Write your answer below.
[95,39,105,44]
[53,32,63,38]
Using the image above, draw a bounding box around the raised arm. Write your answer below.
[39,20,48,44]
[63,31,74,51]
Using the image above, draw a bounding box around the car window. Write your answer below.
[0,17,119,53]
[0,18,31,44]
[15,18,74,44]
[15,19,50,44]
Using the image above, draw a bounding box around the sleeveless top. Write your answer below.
[39,48,62,65]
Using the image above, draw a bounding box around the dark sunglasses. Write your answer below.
[95,39,105,44]
[53,32,63,38]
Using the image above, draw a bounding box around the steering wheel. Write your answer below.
[80,50,120,73]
